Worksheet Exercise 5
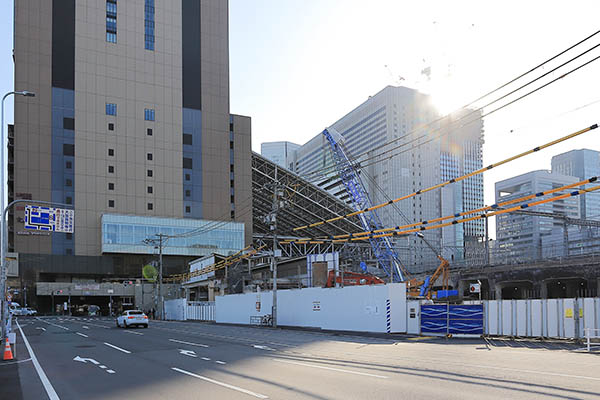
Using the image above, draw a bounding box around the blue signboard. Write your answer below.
[24,205,74,233]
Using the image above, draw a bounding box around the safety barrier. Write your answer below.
[186,301,215,321]
[585,328,600,352]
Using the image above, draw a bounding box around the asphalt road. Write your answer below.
[3,316,599,399]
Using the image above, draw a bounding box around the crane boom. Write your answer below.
[322,127,405,281]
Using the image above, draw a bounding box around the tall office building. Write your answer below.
[11,1,252,304]
[260,141,300,170]
[495,170,580,262]
[551,149,600,220]
[292,86,484,272]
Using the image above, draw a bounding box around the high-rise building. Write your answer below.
[495,170,580,262]
[260,141,300,170]
[292,86,484,272]
[10,1,252,305]
[551,149,600,220]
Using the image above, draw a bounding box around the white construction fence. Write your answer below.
[164,288,600,340]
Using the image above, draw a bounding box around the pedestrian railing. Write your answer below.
[585,328,600,352]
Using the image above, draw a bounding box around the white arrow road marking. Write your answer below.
[178,349,197,358]
[104,342,131,354]
[169,339,208,348]
[201,357,211,361]
[272,358,388,379]
[75,332,88,338]
[36,327,46,331]
[171,367,268,399]
[73,356,100,365]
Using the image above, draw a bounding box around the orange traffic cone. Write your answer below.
[3,338,13,361]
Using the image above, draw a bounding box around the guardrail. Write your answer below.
[585,328,600,352]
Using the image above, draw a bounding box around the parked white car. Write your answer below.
[116,310,148,329]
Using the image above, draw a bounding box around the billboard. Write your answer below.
[24,205,74,233]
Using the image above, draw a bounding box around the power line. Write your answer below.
[299,33,600,181]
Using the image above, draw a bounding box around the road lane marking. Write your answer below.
[179,349,197,358]
[252,345,275,351]
[201,357,211,361]
[36,327,46,331]
[107,370,116,374]
[82,326,90,329]
[104,342,131,354]
[124,330,143,335]
[272,358,388,379]
[76,332,88,338]
[16,320,61,400]
[36,317,69,331]
[73,356,99,365]
[215,361,226,365]
[171,367,268,399]
[169,338,208,348]
[99,365,107,369]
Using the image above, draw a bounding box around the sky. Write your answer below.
[229,0,600,236]
[1,1,599,238]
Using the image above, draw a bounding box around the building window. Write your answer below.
[144,0,155,50]
[108,165,114,173]
[147,203,153,210]
[108,123,114,131]
[183,134,193,145]
[106,0,117,43]
[66,233,72,240]
[65,178,72,187]
[183,158,193,169]
[108,148,114,156]
[185,174,190,181]
[144,108,155,121]
[147,169,153,177]
[147,153,153,161]
[147,186,153,194]
[63,144,75,156]
[185,190,190,197]
[185,206,191,213]
[66,161,72,169]
[108,199,115,208]
[147,128,153,136]
[106,103,117,116]
[66,248,73,255]
[108,182,114,190]
[66,196,72,205]
[63,118,75,130]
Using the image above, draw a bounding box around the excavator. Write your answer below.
[324,269,385,288]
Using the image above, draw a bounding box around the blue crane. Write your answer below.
[322,127,406,282]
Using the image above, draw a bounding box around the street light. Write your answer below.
[0,91,35,340]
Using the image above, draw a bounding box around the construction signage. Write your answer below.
[469,283,481,294]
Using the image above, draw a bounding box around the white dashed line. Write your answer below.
[215,361,226,365]
[75,332,88,338]
[104,342,131,354]
[201,357,211,361]
[171,367,268,399]
[99,365,107,369]
[107,370,116,374]
[169,338,208,348]
[124,330,143,335]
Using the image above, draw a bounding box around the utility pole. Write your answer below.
[143,233,166,320]
[269,166,283,328]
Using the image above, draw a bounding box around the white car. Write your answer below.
[116,310,148,329]
[23,307,37,316]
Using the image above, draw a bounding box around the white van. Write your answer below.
[9,303,24,315]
